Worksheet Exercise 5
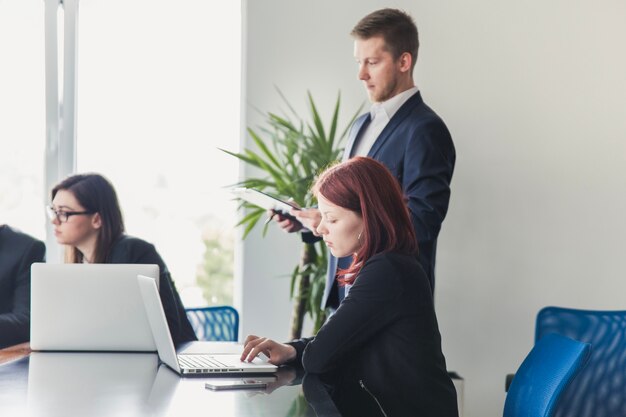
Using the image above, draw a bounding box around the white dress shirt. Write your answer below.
[351,86,420,157]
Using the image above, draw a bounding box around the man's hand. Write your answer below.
[292,208,322,236]
[265,202,322,237]
[273,211,304,233]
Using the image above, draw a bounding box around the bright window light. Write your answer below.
[0,1,46,240]
[76,0,241,306]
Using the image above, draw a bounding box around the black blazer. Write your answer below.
[106,235,197,347]
[320,91,456,309]
[289,252,458,417]
[0,225,46,348]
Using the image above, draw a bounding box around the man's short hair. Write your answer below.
[351,8,419,72]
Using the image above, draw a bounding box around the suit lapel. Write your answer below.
[342,113,371,161]
[368,91,424,158]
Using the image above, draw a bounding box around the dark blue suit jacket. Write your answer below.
[320,91,455,309]
[0,225,46,348]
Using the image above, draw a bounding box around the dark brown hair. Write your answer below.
[351,8,419,73]
[51,173,124,263]
[313,157,417,284]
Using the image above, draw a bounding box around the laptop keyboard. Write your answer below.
[178,354,230,370]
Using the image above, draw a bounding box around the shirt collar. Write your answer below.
[370,86,419,121]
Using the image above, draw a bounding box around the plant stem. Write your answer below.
[290,243,317,340]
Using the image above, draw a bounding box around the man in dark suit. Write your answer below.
[277,8,455,310]
[0,225,46,348]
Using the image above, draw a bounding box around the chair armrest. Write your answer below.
[505,373,515,392]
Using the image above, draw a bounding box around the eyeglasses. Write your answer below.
[46,205,95,223]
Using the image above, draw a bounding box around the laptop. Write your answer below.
[30,263,160,352]
[137,274,277,375]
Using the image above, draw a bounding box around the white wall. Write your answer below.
[241,1,626,416]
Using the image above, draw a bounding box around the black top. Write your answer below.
[0,225,46,348]
[288,252,458,417]
[106,235,197,347]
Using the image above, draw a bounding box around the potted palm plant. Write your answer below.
[222,90,361,339]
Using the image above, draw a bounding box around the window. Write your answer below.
[0,1,46,240]
[74,0,241,306]
[0,0,239,307]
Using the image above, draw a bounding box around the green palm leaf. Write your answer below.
[221,90,362,338]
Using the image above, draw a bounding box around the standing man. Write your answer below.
[0,224,46,348]
[277,8,455,310]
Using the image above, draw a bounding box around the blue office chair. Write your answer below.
[534,307,626,417]
[185,306,239,342]
[503,333,591,417]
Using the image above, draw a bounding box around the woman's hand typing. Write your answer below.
[240,335,297,366]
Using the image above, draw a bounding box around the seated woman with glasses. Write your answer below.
[241,157,458,417]
[47,174,196,347]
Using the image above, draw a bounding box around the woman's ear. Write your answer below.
[91,212,102,230]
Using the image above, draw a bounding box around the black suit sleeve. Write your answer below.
[0,238,46,348]
[299,256,403,374]
[300,231,322,244]
[402,120,455,244]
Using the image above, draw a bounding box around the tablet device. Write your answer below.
[232,188,300,216]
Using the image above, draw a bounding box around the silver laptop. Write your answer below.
[30,263,159,352]
[137,274,277,375]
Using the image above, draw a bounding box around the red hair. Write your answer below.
[313,156,417,285]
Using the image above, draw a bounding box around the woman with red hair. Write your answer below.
[241,157,458,417]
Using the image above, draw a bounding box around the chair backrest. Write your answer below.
[503,333,591,417]
[185,306,239,342]
[535,307,626,417]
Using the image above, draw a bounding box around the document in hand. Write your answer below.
[231,188,299,216]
